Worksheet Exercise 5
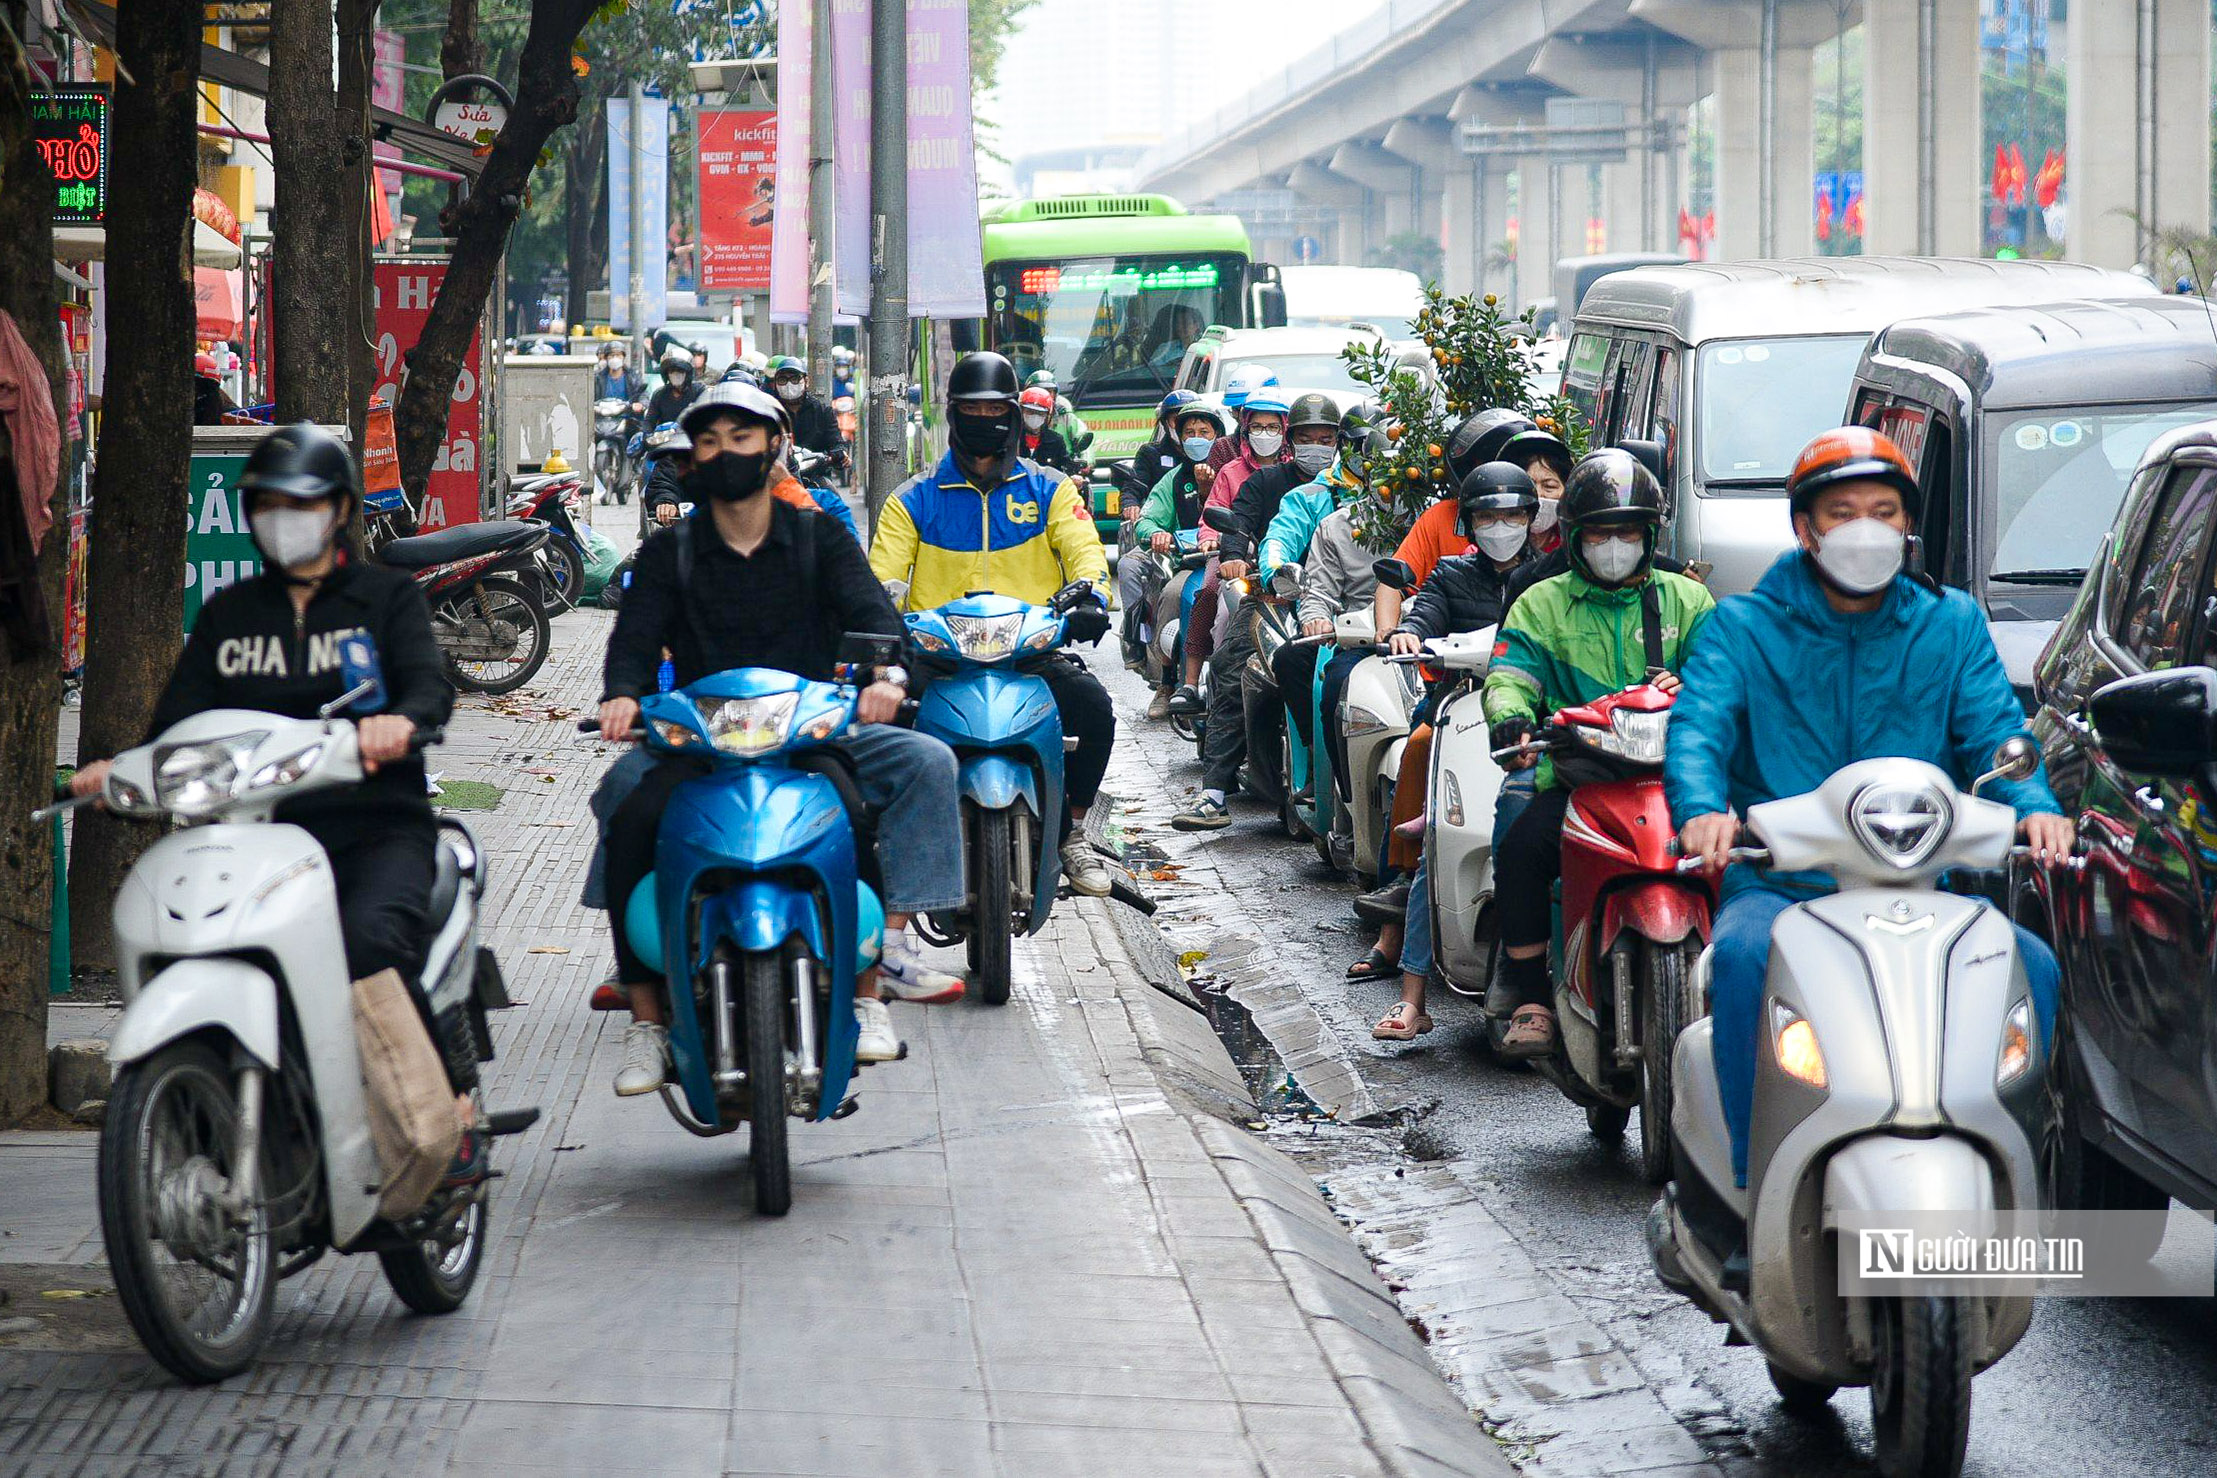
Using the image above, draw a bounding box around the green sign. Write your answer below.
[185,455,261,631]
[31,86,108,226]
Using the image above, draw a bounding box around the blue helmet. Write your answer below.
[1157,388,1201,425]
[1240,389,1291,421]
[1221,363,1280,410]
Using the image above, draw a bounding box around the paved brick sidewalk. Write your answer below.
[2,600,1505,1477]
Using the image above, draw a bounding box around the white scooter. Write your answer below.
[1339,627,1420,883]
[1402,627,1504,998]
[1649,741,2050,1478]
[42,689,528,1384]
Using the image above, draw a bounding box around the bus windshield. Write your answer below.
[986,254,1245,409]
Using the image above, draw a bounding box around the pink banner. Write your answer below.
[831,0,870,319]
[905,0,985,319]
[769,1,812,322]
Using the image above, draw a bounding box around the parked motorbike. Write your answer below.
[1404,627,1504,999]
[582,653,902,1216]
[43,687,528,1383]
[506,470,589,614]
[371,516,555,695]
[591,396,640,504]
[1649,741,2052,1478]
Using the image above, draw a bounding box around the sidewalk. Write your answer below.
[0,603,1506,1477]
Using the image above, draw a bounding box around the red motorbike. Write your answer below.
[369,514,555,696]
[506,470,590,614]
[1490,683,1713,1183]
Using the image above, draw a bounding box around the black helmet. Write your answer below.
[241,422,360,507]
[948,351,1021,406]
[1456,461,1538,535]
[1562,448,1665,583]
[1287,392,1339,433]
[660,348,691,375]
[1496,426,1573,482]
[1446,408,1537,482]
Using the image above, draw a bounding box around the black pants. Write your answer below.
[605,756,712,984]
[1495,785,1573,1005]
[1272,640,1321,750]
[300,810,438,985]
[1202,608,1254,794]
[1038,652,1115,821]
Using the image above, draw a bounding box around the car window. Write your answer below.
[1563,332,1610,429]
[1178,348,1210,393]
[1619,342,1659,442]
[1651,349,1680,483]
[2119,466,2217,669]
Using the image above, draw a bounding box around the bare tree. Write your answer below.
[65,0,203,973]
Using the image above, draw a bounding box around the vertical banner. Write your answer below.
[607,97,670,330]
[831,0,871,318]
[372,261,484,531]
[769,0,812,322]
[371,30,406,246]
[697,109,778,292]
[905,0,986,319]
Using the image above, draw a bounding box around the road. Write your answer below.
[1092,649,2217,1478]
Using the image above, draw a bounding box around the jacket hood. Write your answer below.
[1751,549,1927,633]
[1320,457,1365,502]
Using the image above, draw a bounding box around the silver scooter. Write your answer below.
[1649,740,2049,1478]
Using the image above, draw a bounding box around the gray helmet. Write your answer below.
[1286,392,1340,433]
[679,381,789,439]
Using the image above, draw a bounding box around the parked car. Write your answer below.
[1561,256,2154,595]
[1846,296,2217,702]
[2029,420,2217,1237]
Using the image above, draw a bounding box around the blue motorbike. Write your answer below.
[586,662,890,1216]
[904,584,1103,1005]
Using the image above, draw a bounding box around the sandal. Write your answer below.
[1372,1002,1434,1040]
[1499,1004,1558,1059]
[1346,947,1400,982]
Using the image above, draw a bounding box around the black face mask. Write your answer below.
[950,407,1017,460]
[687,449,773,504]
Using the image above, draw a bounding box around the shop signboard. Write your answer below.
[184,428,268,631]
[372,259,484,530]
[32,86,107,225]
[697,109,776,292]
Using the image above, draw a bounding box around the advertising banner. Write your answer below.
[698,109,778,292]
[372,260,483,531]
[769,0,813,322]
[832,0,870,319]
[607,97,670,331]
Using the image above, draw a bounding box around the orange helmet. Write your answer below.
[1019,386,1056,415]
[1786,426,1919,515]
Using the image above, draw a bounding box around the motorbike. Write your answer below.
[43,685,529,1383]
[369,515,555,695]
[581,652,902,1217]
[1127,530,1210,741]
[1403,627,1504,999]
[506,470,590,614]
[629,421,687,538]
[1648,740,2052,1478]
[591,396,640,504]
[1490,683,1713,1180]
[1241,564,1306,827]
[832,394,858,481]
[1281,606,1378,870]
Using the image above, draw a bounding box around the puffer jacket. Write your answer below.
[1257,457,1365,574]
[1296,504,1379,629]
[1397,548,1532,642]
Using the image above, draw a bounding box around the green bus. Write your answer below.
[952,194,1283,532]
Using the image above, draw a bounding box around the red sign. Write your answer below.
[697,110,777,291]
[372,261,483,531]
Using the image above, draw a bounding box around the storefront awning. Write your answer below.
[52,219,245,269]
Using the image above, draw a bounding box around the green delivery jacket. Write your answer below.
[1481,566,1717,792]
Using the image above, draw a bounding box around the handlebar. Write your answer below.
[1673,846,1772,874]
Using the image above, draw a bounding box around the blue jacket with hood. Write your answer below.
[1664,550,2060,902]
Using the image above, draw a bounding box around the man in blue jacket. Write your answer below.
[1666,427,2074,1187]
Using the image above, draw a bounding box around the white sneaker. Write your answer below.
[878,933,966,1003]
[854,998,903,1063]
[614,1022,670,1097]
[1060,837,1116,897]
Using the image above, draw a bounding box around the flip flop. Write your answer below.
[1499,1005,1558,1059]
[1372,1002,1435,1040]
[1346,948,1399,982]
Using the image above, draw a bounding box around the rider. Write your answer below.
[869,352,1118,899]
[1221,392,1341,571]
[1127,389,1198,517]
[830,345,856,401]
[594,344,642,404]
[644,383,859,541]
[1373,408,1535,636]
[1668,427,2069,1187]
[1022,368,1090,459]
[1019,385,1082,474]
[70,423,475,1200]
[1118,401,1225,719]
[1168,387,1291,720]
[597,383,968,1092]
[643,346,703,431]
[1480,449,1717,1056]
[767,354,846,461]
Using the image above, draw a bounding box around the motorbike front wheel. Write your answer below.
[743,951,792,1216]
[98,1040,277,1384]
[1870,1295,1974,1478]
[439,575,551,695]
[378,1194,487,1315]
[1639,941,1694,1185]
[970,806,1015,1007]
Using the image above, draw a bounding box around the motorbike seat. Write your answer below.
[380,519,547,570]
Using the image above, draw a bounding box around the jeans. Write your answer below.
[1492,768,1536,851]
[1402,860,1434,978]
[602,724,966,984]
[1708,884,2061,1187]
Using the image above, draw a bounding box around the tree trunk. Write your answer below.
[564,100,606,331]
[396,0,597,506]
[336,0,378,553]
[0,0,71,1121]
[268,0,352,425]
[65,0,203,975]
[442,0,484,82]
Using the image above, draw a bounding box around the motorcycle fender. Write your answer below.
[959,753,1040,814]
[1599,881,1712,952]
[109,959,279,1070]
[716,879,823,959]
[1821,1133,1998,1227]
[1380,736,1407,785]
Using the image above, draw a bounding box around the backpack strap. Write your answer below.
[1639,578,1667,675]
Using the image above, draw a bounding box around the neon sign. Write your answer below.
[32,87,108,225]
[1013,261,1222,298]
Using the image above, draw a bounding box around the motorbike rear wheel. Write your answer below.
[743,951,792,1217]
[378,1194,487,1315]
[439,575,551,695]
[538,537,583,614]
[1870,1294,1974,1478]
[970,806,1015,1007]
[98,1040,277,1384]
[1639,941,1694,1185]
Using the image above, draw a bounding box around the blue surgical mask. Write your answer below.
[1182,436,1214,462]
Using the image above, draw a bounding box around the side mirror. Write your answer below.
[1075,431,1095,453]
[1372,557,1415,592]
[1618,438,1666,485]
[1972,734,2043,796]
[1270,562,1303,599]
[2089,667,2217,778]
[1200,504,1240,536]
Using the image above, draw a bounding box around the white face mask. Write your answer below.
[1582,534,1644,585]
[774,380,804,402]
[1810,517,1906,594]
[1474,523,1528,562]
[252,506,334,571]
[1247,430,1284,459]
[1023,411,1049,431]
[1291,443,1334,476]
[1532,499,1560,534]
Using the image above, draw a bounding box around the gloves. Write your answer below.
[1063,605,1112,646]
[1488,717,1536,754]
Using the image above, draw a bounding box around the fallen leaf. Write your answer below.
[527,946,570,955]
[40,1288,104,1301]
[1176,950,1209,970]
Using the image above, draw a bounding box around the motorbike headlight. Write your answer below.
[1996,998,2033,1087]
[695,693,800,755]
[1771,1000,1828,1089]
[1847,779,1953,871]
[945,613,1023,662]
[1579,707,1670,764]
[248,742,327,790]
[153,730,270,815]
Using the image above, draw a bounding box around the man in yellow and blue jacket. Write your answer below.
[869,351,1117,897]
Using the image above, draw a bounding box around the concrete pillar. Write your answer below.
[2067,0,2213,269]
[1513,161,1559,311]
[1862,0,1983,256]
[1443,166,1479,295]
[1526,32,1706,256]
[1289,162,1373,263]
[1332,141,1421,252]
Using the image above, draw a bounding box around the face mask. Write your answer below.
[1810,516,1907,595]
[774,380,804,402]
[666,370,688,387]
[1291,443,1334,477]
[950,408,1017,459]
[1582,534,1645,585]
[1247,430,1284,459]
[251,506,334,571]
[688,448,773,504]
[1182,436,1214,463]
[1532,499,1560,534]
[1023,411,1049,432]
[1474,523,1528,562]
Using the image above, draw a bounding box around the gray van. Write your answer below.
[1846,296,2217,698]
[1560,257,2154,594]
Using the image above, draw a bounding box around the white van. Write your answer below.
[1562,257,2154,594]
